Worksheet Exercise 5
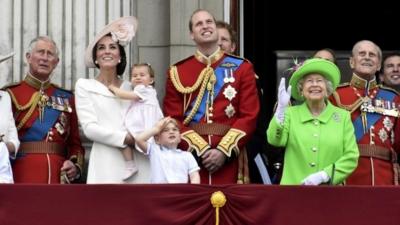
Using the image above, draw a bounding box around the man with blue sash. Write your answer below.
[163,10,259,184]
[5,36,85,184]
[331,40,400,185]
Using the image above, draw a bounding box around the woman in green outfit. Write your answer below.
[267,58,359,185]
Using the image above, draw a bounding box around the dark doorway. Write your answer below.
[244,0,400,121]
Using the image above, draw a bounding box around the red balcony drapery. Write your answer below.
[0,184,399,225]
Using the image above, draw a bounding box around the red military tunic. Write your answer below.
[330,74,400,185]
[6,74,85,184]
[163,49,259,184]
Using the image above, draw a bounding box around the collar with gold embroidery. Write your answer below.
[194,48,224,65]
[24,73,51,90]
[350,73,377,90]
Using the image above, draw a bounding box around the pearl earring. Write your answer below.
[95,60,98,64]
[118,59,121,63]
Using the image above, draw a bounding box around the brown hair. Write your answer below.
[188,9,217,32]
[216,20,237,45]
[92,33,127,76]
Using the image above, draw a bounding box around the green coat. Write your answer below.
[267,102,359,185]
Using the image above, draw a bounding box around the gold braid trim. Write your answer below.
[181,130,210,156]
[170,66,215,125]
[217,129,246,157]
[332,91,363,114]
[7,89,41,130]
[170,66,207,94]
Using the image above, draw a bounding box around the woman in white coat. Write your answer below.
[0,52,20,183]
[75,16,150,183]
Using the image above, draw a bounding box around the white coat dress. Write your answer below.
[0,91,20,183]
[75,79,150,184]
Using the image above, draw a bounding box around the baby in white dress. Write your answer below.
[109,63,163,181]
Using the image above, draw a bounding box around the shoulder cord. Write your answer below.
[170,66,215,125]
[332,91,364,114]
[7,89,40,130]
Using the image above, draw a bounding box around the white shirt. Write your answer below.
[147,142,200,183]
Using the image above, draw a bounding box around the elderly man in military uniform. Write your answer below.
[5,36,84,184]
[330,40,400,185]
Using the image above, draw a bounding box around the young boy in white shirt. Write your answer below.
[135,117,200,184]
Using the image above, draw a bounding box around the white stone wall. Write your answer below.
[0,0,225,102]
[0,0,137,90]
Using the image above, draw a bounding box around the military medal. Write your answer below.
[223,69,235,84]
[223,85,237,101]
[38,92,49,122]
[228,69,235,83]
[224,69,230,83]
[225,103,235,118]
[360,97,372,134]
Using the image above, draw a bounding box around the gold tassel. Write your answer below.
[210,191,226,225]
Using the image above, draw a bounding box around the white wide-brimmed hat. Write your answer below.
[85,16,138,68]
[0,52,14,63]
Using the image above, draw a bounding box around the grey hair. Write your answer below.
[351,40,382,61]
[27,36,60,58]
[297,76,334,100]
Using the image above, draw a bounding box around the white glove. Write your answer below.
[275,78,291,124]
[301,171,330,186]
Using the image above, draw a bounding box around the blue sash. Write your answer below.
[187,56,244,123]
[21,89,72,142]
[353,89,396,141]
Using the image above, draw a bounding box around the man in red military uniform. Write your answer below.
[5,36,85,184]
[163,9,259,184]
[330,40,400,185]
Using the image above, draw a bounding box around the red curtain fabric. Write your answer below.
[0,184,399,225]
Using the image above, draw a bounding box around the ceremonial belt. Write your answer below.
[189,123,230,136]
[19,141,66,157]
[358,144,395,162]
[358,144,399,185]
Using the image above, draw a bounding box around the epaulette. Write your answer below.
[336,82,350,88]
[225,52,251,63]
[173,55,195,67]
[379,84,400,95]
[1,82,22,90]
[52,83,73,94]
